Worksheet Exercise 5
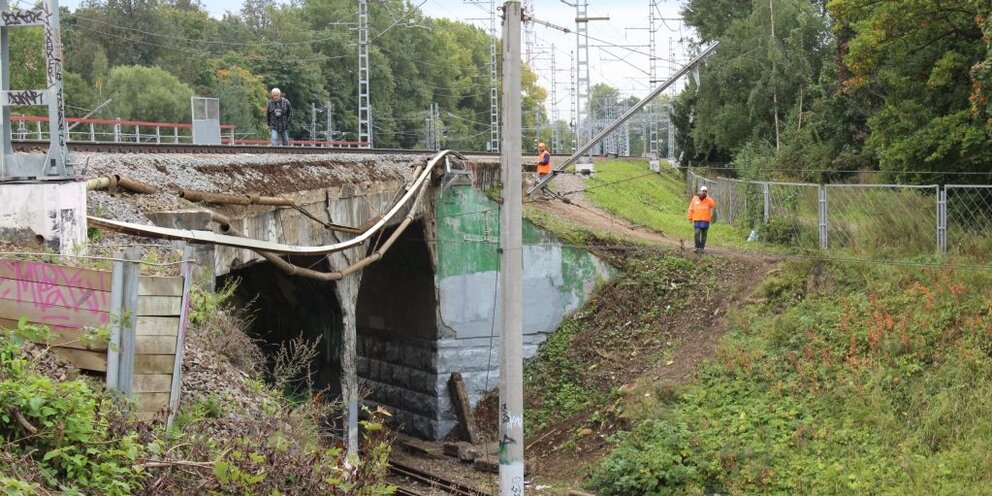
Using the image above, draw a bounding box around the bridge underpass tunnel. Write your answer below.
[218,256,344,402]
[355,219,440,438]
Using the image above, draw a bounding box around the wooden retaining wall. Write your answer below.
[0,253,191,421]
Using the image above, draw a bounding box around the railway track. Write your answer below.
[11,140,500,156]
[390,461,493,496]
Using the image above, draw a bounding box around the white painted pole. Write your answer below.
[499,2,525,495]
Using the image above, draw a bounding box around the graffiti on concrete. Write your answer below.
[1,8,46,26]
[7,89,44,106]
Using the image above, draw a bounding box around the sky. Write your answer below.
[58,0,696,121]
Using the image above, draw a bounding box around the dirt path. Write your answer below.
[520,175,781,489]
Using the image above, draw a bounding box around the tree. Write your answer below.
[830,0,991,181]
[106,65,194,122]
[212,65,269,139]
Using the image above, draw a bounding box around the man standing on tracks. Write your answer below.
[687,185,716,253]
[536,142,551,179]
[267,88,293,146]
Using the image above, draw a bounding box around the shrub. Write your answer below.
[0,323,144,495]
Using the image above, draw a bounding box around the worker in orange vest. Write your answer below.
[687,185,717,253]
[536,142,551,179]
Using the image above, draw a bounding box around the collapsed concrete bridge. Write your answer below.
[1,149,611,440]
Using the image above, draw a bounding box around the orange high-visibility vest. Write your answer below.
[687,195,716,222]
[537,150,551,175]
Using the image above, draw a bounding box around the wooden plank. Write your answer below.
[132,374,173,393]
[0,260,112,292]
[0,316,109,352]
[134,355,175,374]
[0,277,112,314]
[51,347,107,372]
[138,277,184,297]
[136,316,179,337]
[25,325,108,352]
[136,335,177,355]
[137,295,182,316]
[0,298,109,329]
[134,392,171,413]
[448,372,482,445]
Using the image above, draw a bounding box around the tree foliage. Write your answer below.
[678,0,992,182]
[56,0,527,149]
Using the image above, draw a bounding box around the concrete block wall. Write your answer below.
[357,332,439,438]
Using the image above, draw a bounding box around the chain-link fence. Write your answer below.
[688,169,992,257]
[945,185,992,256]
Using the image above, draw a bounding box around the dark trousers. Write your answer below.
[693,221,710,251]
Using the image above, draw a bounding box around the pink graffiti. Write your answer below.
[0,260,111,326]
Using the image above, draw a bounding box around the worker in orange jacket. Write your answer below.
[536,142,551,178]
[687,185,717,253]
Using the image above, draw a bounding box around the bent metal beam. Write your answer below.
[87,150,460,255]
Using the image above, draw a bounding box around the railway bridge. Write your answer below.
[0,145,611,440]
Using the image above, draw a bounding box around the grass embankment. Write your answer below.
[588,260,992,495]
[582,160,752,250]
[526,162,992,493]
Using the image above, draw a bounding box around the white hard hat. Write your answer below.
[700,185,708,192]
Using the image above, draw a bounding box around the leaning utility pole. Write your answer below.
[498,1,524,494]
[357,0,372,147]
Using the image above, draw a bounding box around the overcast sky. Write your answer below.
[58,0,696,119]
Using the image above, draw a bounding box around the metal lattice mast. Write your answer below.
[523,0,535,62]
[0,0,71,179]
[489,0,500,152]
[357,0,372,148]
[576,0,590,161]
[648,0,658,157]
[550,43,561,154]
[667,104,675,162]
[569,50,576,152]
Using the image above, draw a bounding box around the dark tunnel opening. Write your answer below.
[356,219,440,438]
[216,218,441,438]
[219,256,344,402]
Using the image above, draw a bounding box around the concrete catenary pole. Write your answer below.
[499,1,525,494]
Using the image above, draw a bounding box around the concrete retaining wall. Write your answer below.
[0,181,86,254]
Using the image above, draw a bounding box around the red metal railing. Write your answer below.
[9,114,366,148]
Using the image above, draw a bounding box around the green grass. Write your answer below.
[587,260,992,495]
[582,160,756,250]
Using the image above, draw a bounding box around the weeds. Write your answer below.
[589,260,992,495]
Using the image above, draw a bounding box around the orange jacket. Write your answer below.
[687,195,716,222]
[536,150,551,175]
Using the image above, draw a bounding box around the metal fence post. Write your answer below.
[173,126,179,143]
[167,246,195,428]
[89,122,95,142]
[155,126,161,144]
[134,125,140,143]
[35,121,42,140]
[117,247,141,395]
[114,118,121,142]
[937,186,947,254]
[819,185,828,250]
[762,182,770,222]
